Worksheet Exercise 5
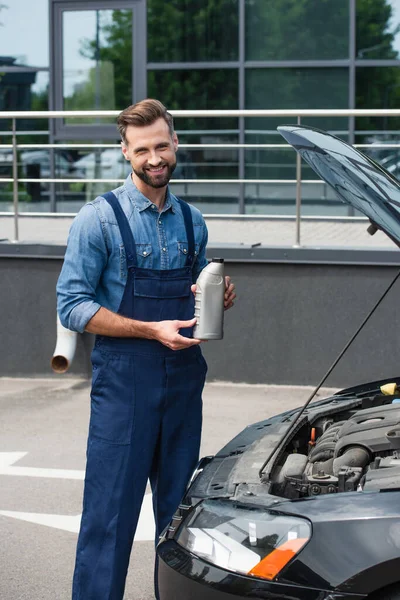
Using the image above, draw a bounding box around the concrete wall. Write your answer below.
[2,244,400,389]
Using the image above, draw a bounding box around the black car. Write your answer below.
[156,126,400,600]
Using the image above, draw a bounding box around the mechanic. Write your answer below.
[57,98,236,600]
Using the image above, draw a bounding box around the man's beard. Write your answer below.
[133,160,177,189]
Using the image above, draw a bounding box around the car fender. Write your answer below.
[338,558,400,596]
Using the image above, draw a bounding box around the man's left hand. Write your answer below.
[224,276,236,310]
[191,275,236,311]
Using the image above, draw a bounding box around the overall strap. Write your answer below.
[102,192,137,268]
[177,198,195,267]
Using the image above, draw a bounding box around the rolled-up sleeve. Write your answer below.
[57,204,107,333]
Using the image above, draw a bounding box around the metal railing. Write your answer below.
[2,108,400,244]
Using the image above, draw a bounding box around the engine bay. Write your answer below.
[270,392,400,498]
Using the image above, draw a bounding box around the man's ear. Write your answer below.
[173,132,179,152]
[121,141,130,161]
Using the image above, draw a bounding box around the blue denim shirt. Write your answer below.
[57,175,208,333]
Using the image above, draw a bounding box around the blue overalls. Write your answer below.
[72,192,207,600]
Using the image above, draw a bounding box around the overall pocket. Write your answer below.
[90,352,135,445]
[134,274,190,299]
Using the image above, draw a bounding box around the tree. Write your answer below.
[72,0,400,146]
[356,0,400,136]
[147,0,238,63]
[356,0,399,59]
[77,9,132,111]
[71,3,239,138]
[64,62,116,119]
[245,0,349,61]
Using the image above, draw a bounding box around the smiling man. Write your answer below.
[56,99,235,600]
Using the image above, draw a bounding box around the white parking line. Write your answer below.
[0,452,84,480]
[0,452,156,540]
[0,494,155,540]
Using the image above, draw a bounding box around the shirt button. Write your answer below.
[152,205,157,210]
[162,247,166,252]
[183,249,187,254]
[143,251,147,256]
[158,220,162,225]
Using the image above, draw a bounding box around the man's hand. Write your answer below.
[224,276,236,310]
[191,276,236,311]
[153,318,201,350]
[86,308,201,349]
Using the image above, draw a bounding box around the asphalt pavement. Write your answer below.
[0,377,336,600]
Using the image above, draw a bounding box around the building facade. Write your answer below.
[1,0,400,213]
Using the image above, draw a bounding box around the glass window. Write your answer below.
[148,69,238,110]
[0,66,48,134]
[246,0,349,61]
[147,0,239,62]
[356,0,400,59]
[245,68,349,203]
[148,69,238,182]
[356,66,400,111]
[246,68,349,132]
[63,9,133,118]
[148,68,239,135]
[32,72,50,111]
[0,0,49,67]
[0,145,75,213]
[356,66,400,160]
[0,63,38,112]
[244,181,349,216]
[171,182,240,214]
[246,68,349,109]
[0,182,13,210]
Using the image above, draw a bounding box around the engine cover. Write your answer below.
[364,465,400,491]
[335,404,400,457]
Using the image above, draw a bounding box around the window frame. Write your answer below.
[50,0,146,140]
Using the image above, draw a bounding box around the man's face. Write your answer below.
[121,118,178,189]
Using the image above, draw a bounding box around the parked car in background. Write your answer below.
[1,149,78,202]
[73,148,130,181]
[156,126,400,600]
[20,150,75,179]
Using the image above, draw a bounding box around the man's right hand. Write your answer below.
[152,318,201,350]
[85,308,201,349]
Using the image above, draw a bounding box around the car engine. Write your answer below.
[271,402,400,498]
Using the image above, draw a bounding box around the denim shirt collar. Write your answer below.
[124,173,175,214]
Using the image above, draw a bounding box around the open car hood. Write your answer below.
[278,125,400,248]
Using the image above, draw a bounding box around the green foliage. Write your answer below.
[146,0,239,130]
[356,0,400,134]
[147,0,238,62]
[78,9,132,110]
[75,5,239,134]
[21,86,49,144]
[245,0,349,60]
[356,0,399,59]
[64,62,116,120]
[71,0,400,140]
[0,181,12,203]
[147,69,238,136]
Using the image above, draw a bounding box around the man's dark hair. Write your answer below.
[117,99,174,144]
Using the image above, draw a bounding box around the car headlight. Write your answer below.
[176,499,311,581]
